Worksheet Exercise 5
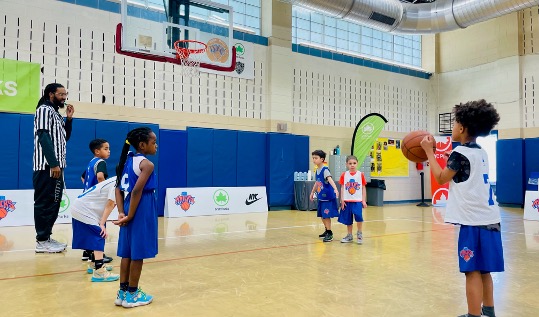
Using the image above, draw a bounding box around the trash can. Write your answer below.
[366,179,386,206]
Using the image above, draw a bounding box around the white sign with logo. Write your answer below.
[198,34,254,80]
[524,189,539,221]
[165,186,268,218]
[0,189,118,227]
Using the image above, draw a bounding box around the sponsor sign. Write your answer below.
[524,189,539,221]
[198,33,254,79]
[0,58,41,113]
[165,186,268,218]
[0,189,118,227]
[431,136,452,206]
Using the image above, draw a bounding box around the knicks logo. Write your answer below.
[345,180,360,195]
[532,199,539,210]
[0,196,16,220]
[315,181,322,193]
[175,192,195,211]
[459,247,474,262]
[206,38,229,63]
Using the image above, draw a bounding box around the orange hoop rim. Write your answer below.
[173,40,207,59]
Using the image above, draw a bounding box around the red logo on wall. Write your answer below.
[532,198,539,210]
[0,196,16,220]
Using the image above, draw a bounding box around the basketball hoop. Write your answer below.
[174,40,207,77]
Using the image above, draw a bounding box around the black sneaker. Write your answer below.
[89,251,113,263]
[318,230,328,238]
[82,250,92,261]
[323,233,333,242]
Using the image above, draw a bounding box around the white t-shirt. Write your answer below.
[71,177,117,226]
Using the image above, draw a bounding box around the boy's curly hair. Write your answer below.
[453,99,500,137]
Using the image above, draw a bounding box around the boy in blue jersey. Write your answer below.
[420,100,502,317]
[80,139,112,263]
[310,150,339,242]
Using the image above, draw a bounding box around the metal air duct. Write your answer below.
[286,0,539,34]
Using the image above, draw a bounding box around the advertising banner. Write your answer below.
[0,58,41,113]
[0,189,118,227]
[430,136,452,206]
[351,113,388,165]
[165,186,268,218]
[199,35,254,79]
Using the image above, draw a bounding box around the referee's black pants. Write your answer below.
[33,166,64,242]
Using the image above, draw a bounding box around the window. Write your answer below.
[292,7,421,67]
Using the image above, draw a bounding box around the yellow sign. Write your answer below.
[369,138,409,177]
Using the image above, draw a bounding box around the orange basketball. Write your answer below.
[401,130,435,163]
[180,201,191,211]
[0,208,7,219]
[349,188,356,195]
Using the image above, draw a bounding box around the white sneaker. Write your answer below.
[91,267,119,282]
[35,240,65,253]
[340,234,353,243]
[49,238,67,250]
[357,231,363,245]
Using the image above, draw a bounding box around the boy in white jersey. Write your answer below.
[420,99,502,317]
[337,155,367,244]
[71,176,120,282]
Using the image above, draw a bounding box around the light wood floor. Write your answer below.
[0,205,538,316]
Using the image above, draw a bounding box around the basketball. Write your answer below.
[401,130,435,163]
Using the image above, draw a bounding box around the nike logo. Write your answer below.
[245,194,262,205]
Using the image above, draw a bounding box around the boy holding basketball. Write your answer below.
[420,99,502,317]
[310,150,339,242]
[337,155,367,244]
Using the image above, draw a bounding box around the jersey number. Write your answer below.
[483,174,495,206]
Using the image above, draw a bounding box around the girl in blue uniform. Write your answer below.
[113,127,158,308]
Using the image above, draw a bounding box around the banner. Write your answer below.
[0,58,41,113]
[430,136,452,206]
[0,189,118,227]
[351,113,388,165]
[369,137,409,177]
[165,186,268,218]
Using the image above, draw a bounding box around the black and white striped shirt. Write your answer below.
[33,102,68,171]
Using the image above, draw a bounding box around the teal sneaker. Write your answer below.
[91,267,119,282]
[114,289,126,306]
[122,288,153,308]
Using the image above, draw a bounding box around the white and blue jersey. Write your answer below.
[117,152,158,260]
[84,157,105,191]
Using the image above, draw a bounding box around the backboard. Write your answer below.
[117,0,236,72]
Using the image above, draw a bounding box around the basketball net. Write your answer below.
[174,40,207,78]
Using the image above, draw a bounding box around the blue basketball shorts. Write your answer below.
[317,199,339,219]
[338,202,363,225]
[458,225,504,273]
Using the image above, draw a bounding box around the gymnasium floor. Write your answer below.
[0,205,538,316]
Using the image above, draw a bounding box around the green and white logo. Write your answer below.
[213,189,229,206]
[235,43,245,56]
[0,58,40,113]
[59,192,70,213]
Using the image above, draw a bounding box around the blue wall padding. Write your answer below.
[128,123,160,176]
[95,120,129,179]
[524,137,539,191]
[18,114,34,189]
[157,129,187,216]
[0,113,20,189]
[266,133,295,206]
[237,131,266,186]
[294,135,310,173]
[65,118,97,190]
[213,129,237,187]
[496,139,524,205]
[186,127,213,187]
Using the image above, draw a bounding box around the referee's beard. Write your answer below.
[53,95,66,109]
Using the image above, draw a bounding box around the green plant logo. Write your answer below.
[235,43,245,56]
[213,189,229,206]
[59,191,70,213]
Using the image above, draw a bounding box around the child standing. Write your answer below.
[71,177,120,282]
[113,127,158,308]
[420,100,502,317]
[337,155,367,244]
[310,150,339,242]
[80,139,113,263]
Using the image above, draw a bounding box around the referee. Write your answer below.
[33,83,74,253]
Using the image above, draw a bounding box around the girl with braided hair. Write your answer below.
[112,127,158,308]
